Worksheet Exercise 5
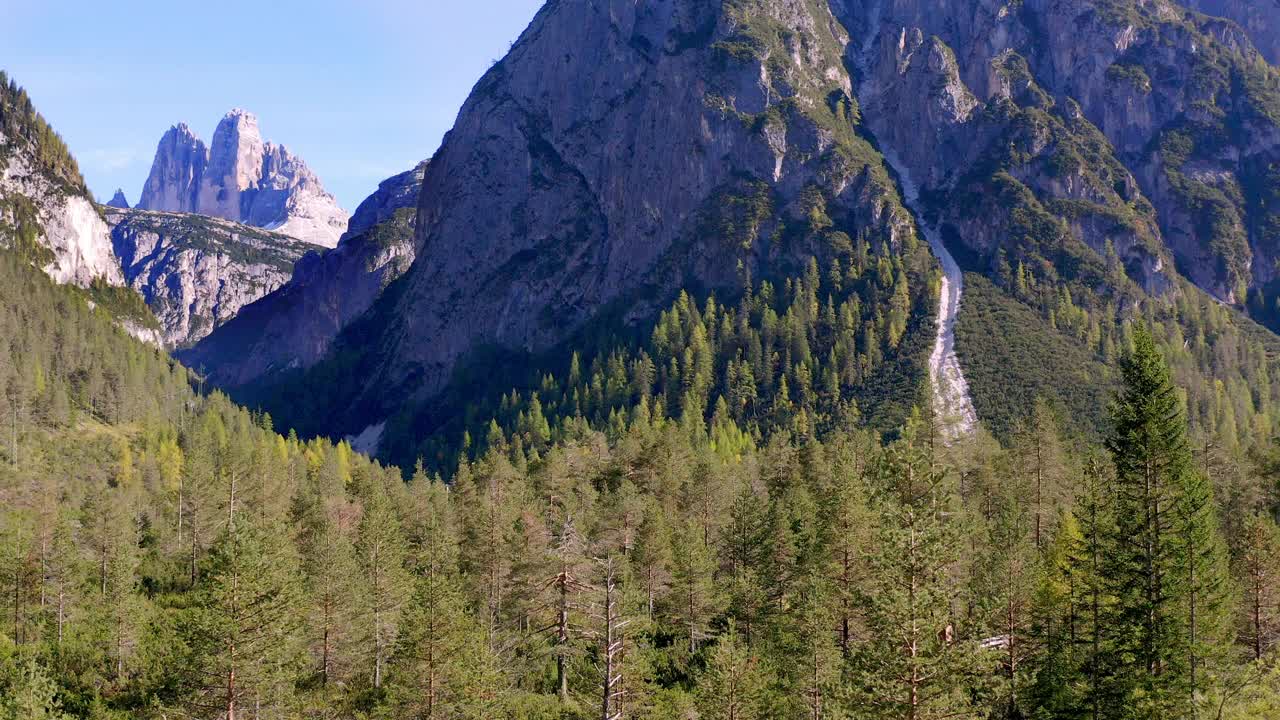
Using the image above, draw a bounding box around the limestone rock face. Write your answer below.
[138,110,348,247]
[179,162,425,383]
[186,0,1280,454]
[139,123,206,214]
[1182,0,1280,64]
[843,0,1280,303]
[106,206,322,348]
[301,0,918,434]
[0,129,123,287]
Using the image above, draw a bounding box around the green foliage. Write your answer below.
[0,71,85,194]
[4,230,1280,718]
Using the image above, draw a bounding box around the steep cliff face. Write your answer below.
[838,0,1280,309]
[139,123,206,214]
[0,111,123,287]
[1182,0,1280,65]
[183,0,1280,463]
[297,0,929,438]
[179,162,425,384]
[106,207,323,347]
[137,110,349,247]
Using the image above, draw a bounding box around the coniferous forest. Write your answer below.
[9,0,1280,717]
[3,235,1280,720]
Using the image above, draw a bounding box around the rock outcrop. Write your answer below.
[843,0,1280,307]
[180,162,425,383]
[106,189,130,209]
[106,206,323,348]
[1182,0,1280,64]
[0,128,123,287]
[138,110,349,247]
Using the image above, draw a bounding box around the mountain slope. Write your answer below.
[189,0,1280,470]
[0,72,123,287]
[137,109,349,247]
[105,206,324,348]
[179,162,425,382]
[238,0,943,451]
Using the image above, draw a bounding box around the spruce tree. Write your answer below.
[1104,324,1230,718]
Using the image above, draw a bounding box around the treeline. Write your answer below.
[0,71,85,194]
[2,235,1280,718]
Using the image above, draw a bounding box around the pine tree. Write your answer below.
[0,659,72,720]
[669,519,718,654]
[41,512,79,646]
[390,479,497,718]
[630,501,671,621]
[849,434,982,720]
[356,484,411,690]
[820,444,873,658]
[179,519,301,720]
[697,624,768,720]
[299,507,359,685]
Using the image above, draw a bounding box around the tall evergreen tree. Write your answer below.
[389,479,497,718]
[1104,324,1230,718]
[178,520,301,720]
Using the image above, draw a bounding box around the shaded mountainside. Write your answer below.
[105,206,324,348]
[178,162,424,383]
[226,0,944,461]
[138,109,349,247]
[187,0,1280,472]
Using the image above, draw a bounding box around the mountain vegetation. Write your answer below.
[6,0,1280,718]
[0,71,84,195]
[4,241,1280,718]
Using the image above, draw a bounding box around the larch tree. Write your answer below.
[1236,514,1280,661]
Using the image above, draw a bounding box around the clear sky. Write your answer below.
[2,0,545,211]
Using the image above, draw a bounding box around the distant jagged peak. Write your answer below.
[106,188,130,209]
[137,108,348,247]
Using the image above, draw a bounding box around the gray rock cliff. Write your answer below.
[106,206,323,348]
[138,110,349,248]
[106,189,130,209]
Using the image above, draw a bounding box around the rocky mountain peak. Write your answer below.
[106,188,130,209]
[137,110,348,247]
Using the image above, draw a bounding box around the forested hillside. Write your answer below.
[3,242,1280,718]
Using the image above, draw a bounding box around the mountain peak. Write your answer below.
[136,110,347,247]
[106,188,130,209]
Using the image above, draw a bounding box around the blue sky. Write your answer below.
[2,0,545,211]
